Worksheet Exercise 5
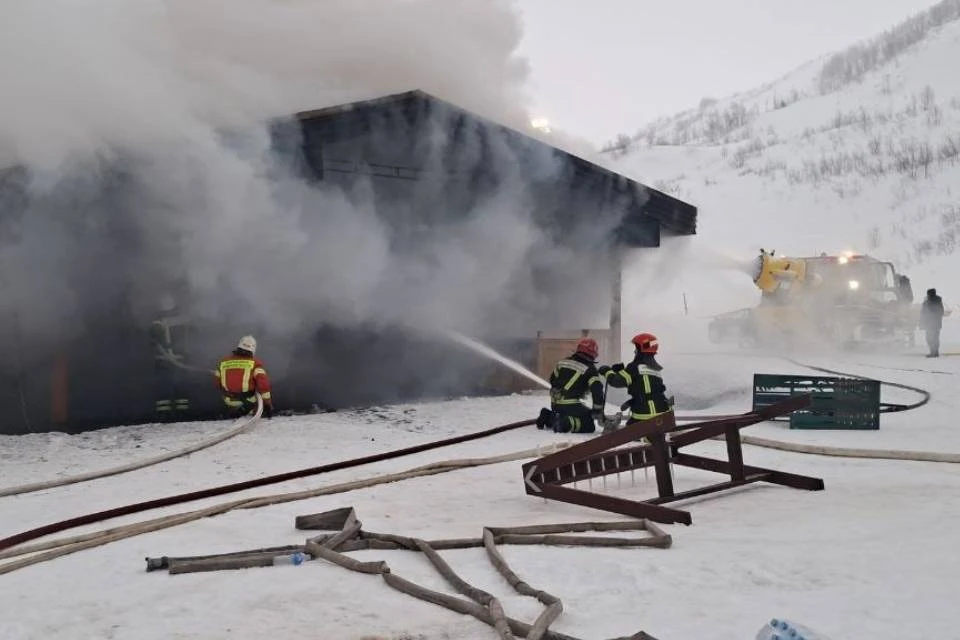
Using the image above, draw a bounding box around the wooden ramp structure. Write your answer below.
[521,395,825,525]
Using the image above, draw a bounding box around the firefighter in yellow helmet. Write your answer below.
[603,332,673,423]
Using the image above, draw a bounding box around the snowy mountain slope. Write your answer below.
[605,1,960,318]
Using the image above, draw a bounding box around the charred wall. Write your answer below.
[0,93,695,434]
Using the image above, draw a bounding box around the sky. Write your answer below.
[517,0,944,145]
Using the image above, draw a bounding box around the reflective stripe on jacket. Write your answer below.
[215,354,272,403]
[605,360,670,419]
[549,352,605,410]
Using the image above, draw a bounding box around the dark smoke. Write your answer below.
[0,1,629,423]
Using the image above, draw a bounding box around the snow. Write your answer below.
[4,316,960,640]
[7,8,960,640]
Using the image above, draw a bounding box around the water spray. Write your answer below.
[442,330,551,390]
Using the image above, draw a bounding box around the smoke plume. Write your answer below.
[0,0,625,411]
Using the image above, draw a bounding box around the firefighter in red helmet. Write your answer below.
[603,332,672,423]
[536,337,607,433]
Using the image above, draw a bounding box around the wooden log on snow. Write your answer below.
[168,552,287,574]
[320,518,363,550]
[412,538,514,640]
[641,520,672,548]
[359,530,420,551]
[482,529,557,605]
[145,544,305,571]
[380,572,586,640]
[295,507,356,531]
[497,533,668,548]
[482,528,562,640]
[486,521,648,536]
[423,537,486,550]
[303,541,388,575]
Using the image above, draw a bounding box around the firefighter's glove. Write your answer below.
[667,395,675,407]
[611,363,625,373]
[598,365,611,376]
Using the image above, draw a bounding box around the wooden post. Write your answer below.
[51,352,69,427]
[724,426,746,482]
[648,433,674,499]
[609,258,623,363]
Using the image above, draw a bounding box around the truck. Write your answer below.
[707,249,918,349]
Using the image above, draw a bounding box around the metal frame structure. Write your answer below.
[521,395,825,525]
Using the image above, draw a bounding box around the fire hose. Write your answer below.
[0,395,265,498]
[0,416,539,555]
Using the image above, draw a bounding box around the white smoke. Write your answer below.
[0,0,623,388]
[0,0,533,168]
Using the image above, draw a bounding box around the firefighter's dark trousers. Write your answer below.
[154,360,190,421]
[551,403,596,434]
[223,392,259,418]
[925,327,941,356]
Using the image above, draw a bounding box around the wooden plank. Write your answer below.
[647,476,769,505]
[672,452,824,491]
[537,483,692,526]
[522,412,676,477]
[725,426,746,482]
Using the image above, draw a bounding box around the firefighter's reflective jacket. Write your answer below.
[549,352,605,411]
[215,352,273,407]
[604,357,670,421]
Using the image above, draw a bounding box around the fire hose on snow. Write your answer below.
[0,394,264,499]
[0,416,543,558]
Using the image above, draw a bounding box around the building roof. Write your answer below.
[294,90,697,237]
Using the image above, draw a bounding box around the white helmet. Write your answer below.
[237,335,257,355]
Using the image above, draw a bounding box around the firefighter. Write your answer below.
[603,332,672,423]
[150,293,192,421]
[536,337,606,434]
[215,335,274,418]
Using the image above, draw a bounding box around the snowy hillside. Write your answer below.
[606,0,960,318]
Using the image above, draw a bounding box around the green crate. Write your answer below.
[752,373,880,430]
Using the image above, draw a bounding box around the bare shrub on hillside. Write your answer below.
[600,133,634,157]
[760,159,787,176]
[818,0,960,94]
[942,204,960,227]
[730,137,766,169]
[891,139,934,178]
[912,206,960,261]
[940,136,960,165]
[921,85,937,110]
[771,89,801,110]
[868,135,883,155]
[702,101,754,143]
[653,178,684,196]
[881,74,893,96]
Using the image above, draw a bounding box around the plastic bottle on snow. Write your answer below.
[272,551,308,566]
[755,618,832,640]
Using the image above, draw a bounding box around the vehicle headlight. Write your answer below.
[848,280,860,290]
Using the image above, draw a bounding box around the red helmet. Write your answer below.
[575,337,599,360]
[631,332,659,354]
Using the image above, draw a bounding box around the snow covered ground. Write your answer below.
[3,317,960,640]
